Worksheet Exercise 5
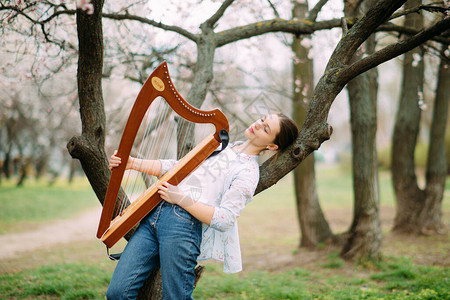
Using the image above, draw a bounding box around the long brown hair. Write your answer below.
[273,113,299,151]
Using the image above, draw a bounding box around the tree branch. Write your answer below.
[307,0,329,22]
[378,22,450,44]
[327,0,406,68]
[216,18,340,47]
[389,3,450,21]
[215,1,448,48]
[266,0,280,18]
[341,17,349,35]
[255,0,410,195]
[204,0,235,28]
[340,16,450,85]
[101,12,198,43]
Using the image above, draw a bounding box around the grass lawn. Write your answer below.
[0,178,97,234]
[0,169,448,299]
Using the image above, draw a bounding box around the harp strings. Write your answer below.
[113,97,195,218]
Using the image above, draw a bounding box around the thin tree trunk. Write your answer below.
[392,0,426,234]
[16,157,28,187]
[34,153,49,180]
[446,85,450,175]
[291,0,334,248]
[418,44,449,234]
[177,26,216,158]
[341,0,382,260]
[3,146,11,179]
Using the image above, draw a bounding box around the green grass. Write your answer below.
[0,178,97,234]
[0,170,448,299]
[1,256,447,299]
[315,165,399,207]
[0,263,112,299]
[195,257,450,300]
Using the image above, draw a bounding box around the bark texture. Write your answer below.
[67,0,110,204]
[392,3,448,235]
[291,0,334,248]
[392,0,426,233]
[341,0,383,260]
[420,48,449,234]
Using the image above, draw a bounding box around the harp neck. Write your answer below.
[145,62,229,141]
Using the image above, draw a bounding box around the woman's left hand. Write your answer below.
[157,182,193,207]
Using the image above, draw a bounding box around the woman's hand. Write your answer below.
[158,182,194,207]
[109,150,134,170]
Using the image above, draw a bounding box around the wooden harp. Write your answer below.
[97,61,229,248]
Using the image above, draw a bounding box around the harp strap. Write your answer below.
[106,246,122,261]
[208,129,229,159]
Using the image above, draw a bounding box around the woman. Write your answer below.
[106,113,298,300]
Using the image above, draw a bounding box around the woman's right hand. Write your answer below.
[109,150,134,170]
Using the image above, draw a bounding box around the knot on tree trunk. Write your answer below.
[67,134,107,172]
[293,123,333,160]
[291,144,304,160]
[306,123,333,149]
[67,135,91,159]
[313,123,333,144]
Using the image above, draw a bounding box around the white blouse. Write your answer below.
[159,142,259,273]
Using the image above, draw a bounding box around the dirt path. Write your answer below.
[0,207,101,260]
[0,204,448,271]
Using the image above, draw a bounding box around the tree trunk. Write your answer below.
[446,82,450,175]
[392,0,427,234]
[418,44,449,234]
[341,0,382,260]
[67,0,109,203]
[16,157,28,187]
[291,0,334,248]
[446,62,450,176]
[177,25,216,158]
[34,153,49,180]
[3,146,11,179]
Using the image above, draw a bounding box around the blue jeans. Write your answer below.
[106,201,202,300]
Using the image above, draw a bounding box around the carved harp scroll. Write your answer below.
[97,62,229,248]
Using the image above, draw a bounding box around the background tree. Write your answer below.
[341,0,382,259]
[420,44,449,234]
[392,0,448,234]
[291,0,334,248]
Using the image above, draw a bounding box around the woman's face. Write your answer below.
[244,114,281,150]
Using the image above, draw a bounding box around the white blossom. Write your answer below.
[76,0,94,15]
[300,37,312,49]
[418,91,427,111]
[412,53,421,67]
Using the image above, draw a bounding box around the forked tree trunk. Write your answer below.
[291,0,334,248]
[419,48,449,234]
[392,0,427,234]
[391,2,448,235]
[341,0,382,259]
[393,39,449,234]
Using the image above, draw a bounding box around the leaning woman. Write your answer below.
[106,113,298,300]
